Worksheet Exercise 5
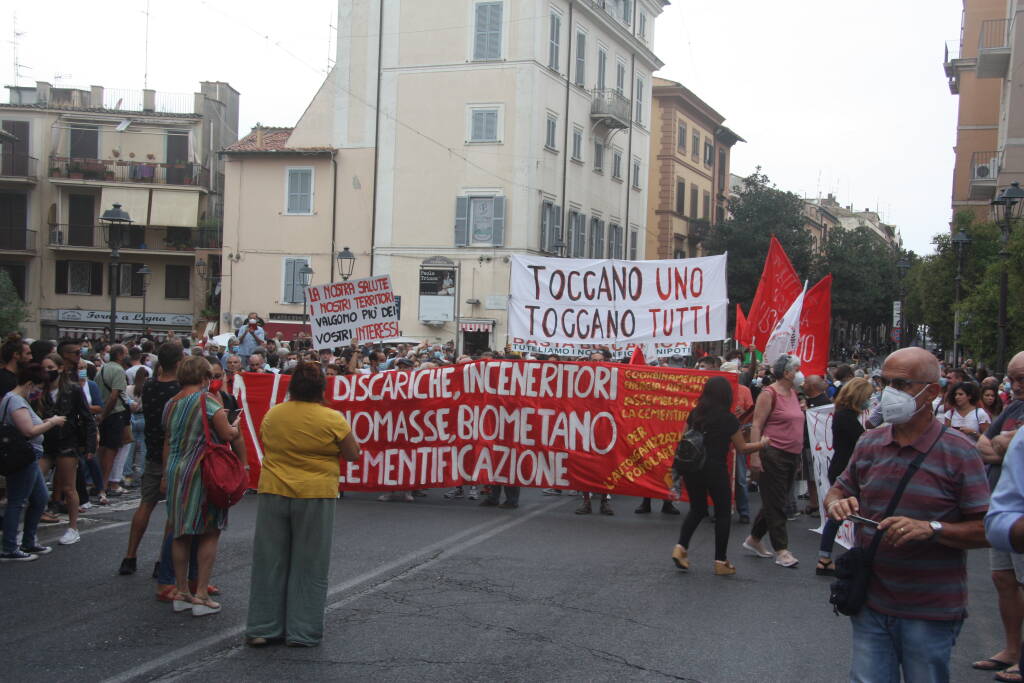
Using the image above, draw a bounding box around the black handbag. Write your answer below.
[673,426,707,473]
[0,396,37,476]
[829,426,947,616]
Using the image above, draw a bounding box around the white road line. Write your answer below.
[79,520,131,536]
[101,499,566,683]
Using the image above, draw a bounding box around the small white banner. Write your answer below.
[305,275,400,350]
[807,404,855,549]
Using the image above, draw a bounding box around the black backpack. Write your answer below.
[0,396,36,475]
[673,426,707,473]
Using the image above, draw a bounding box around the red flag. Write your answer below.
[746,236,802,351]
[735,304,751,346]
[629,345,646,365]
[797,275,832,376]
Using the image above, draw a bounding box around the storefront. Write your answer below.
[459,319,495,356]
[40,309,194,342]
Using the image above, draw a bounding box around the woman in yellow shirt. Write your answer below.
[244,362,359,647]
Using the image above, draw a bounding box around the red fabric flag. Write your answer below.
[629,345,646,365]
[745,236,802,351]
[735,304,751,346]
[797,275,832,377]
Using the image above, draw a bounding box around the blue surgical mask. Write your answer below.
[78,369,88,380]
[939,377,948,388]
[1005,382,1012,394]
[230,346,239,353]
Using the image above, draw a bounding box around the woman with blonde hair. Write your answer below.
[816,376,873,575]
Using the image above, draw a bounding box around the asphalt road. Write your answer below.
[3,488,1005,682]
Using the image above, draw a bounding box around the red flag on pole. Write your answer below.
[629,345,646,365]
[735,304,751,346]
[797,275,832,377]
[746,236,802,352]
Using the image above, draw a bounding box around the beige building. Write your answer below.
[645,77,741,260]
[221,0,666,353]
[803,194,901,250]
[944,0,1007,222]
[0,80,238,339]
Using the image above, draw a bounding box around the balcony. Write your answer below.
[48,156,209,188]
[943,40,963,94]
[0,227,37,253]
[977,19,1011,78]
[969,150,1000,199]
[48,223,220,254]
[0,153,38,182]
[591,89,631,129]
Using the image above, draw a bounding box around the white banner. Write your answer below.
[509,337,691,359]
[807,404,854,549]
[305,275,400,350]
[764,281,806,366]
[507,255,728,346]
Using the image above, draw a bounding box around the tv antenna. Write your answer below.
[11,14,30,86]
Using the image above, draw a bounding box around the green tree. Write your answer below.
[0,270,27,336]
[704,169,813,307]
[814,226,901,331]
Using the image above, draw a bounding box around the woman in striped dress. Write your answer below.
[161,356,242,617]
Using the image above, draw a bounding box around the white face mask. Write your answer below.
[879,385,929,424]
[793,371,805,389]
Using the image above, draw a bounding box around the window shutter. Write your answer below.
[551,205,562,253]
[487,3,502,59]
[91,262,104,294]
[454,196,470,247]
[576,214,586,257]
[491,196,505,246]
[539,203,549,253]
[283,258,297,303]
[473,4,489,59]
[55,260,68,294]
[474,3,502,60]
[575,33,586,86]
[131,263,144,297]
[471,111,483,141]
[597,220,605,257]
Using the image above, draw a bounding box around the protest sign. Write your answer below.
[305,275,399,349]
[507,255,728,347]
[806,404,855,549]
[509,338,691,359]
[231,362,736,499]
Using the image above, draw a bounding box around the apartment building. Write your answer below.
[944,0,1011,222]
[803,194,902,250]
[645,77,741,260]
[221,0,666,353]
[801,198,840,255]
[0,80,238,339]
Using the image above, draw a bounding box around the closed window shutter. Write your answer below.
[283,258,297,303]
[491,196,505,246]
[471,111,484,141]
[91,262,104,294]
[551,205,562,253]
[484,111,497,140]
[55,260,68,294]
[131,263,144,296]
[454,196,470,246]
[575,33,586,86]
[597,220,605,257]
[474,3,502,60]
[288,170,312,213]
[576,214,586,257]
[549,14,560,69]
[539,203,549,253]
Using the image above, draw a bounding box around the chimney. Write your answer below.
[90,85,104,108]
[36,81,51,103]
[143,88,156,112]
[193,92,204,115]
[255,123,264,148]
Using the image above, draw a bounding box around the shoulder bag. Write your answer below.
[673,422,707,473]
[829,426,947,616]
[199,394,249,508]
[0,396,38,475]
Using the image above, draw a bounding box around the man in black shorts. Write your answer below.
[96,344,129,503]
[118,342,182,577]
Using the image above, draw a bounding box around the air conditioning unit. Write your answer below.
[231,315,245,328]
[975,158,998,179]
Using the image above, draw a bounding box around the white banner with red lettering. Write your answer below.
[508,255,728,346]
[807,404,854,549]
[305,275,400,349]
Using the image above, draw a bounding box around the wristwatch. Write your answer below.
[929,521,943,538]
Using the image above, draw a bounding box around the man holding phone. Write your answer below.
[824,347,990,683]
[236,312,266,363]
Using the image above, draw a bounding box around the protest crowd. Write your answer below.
[3,298,1024,679]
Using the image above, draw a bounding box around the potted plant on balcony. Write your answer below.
[68,162,84,180]
[49,166,62,178]
[163,230,193,251]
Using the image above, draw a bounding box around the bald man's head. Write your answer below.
[884,347,941,383]
[803,375,827,397]
[1006,351,1024,401]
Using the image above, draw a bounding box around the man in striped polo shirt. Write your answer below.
[825,347,990,683]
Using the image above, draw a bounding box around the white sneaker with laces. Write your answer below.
[60,528,81,545]
[742,537,773,558]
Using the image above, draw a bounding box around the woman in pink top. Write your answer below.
[742,354,806,568]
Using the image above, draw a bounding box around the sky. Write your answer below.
[4,1,962,255]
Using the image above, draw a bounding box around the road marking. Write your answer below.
[102,499,566,683]
[79,520,131,536]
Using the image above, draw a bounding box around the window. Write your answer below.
[691,132,700,160]
[574,31,586,87]
[621,0,632,24]
[594,141,604,171]
[473,2,503,60]
[545,114,558,150]
[116,263,145,297]
[548,11,561,70]
[690,186,699,219]
[718,149,727,191]
[634,77,644,125]
[0,263,26,300]
[69,125,98,159]
[566,210,586,257]
[571,126,583,161]
[285,167,314,214]
[704,141,714,166]
[675,180,685,215]
[638,12,647,39]
[629,228,639,260]
[588,217,605,258]
[612,149,623,179]
[55,260,103,295]
[615,60,626,95]
[165,264,190,300]
[597,48,607,90]
[539,200,561,253]
[703,191,711,219]
[631,157,641,189]
[469,107,499,142]
[677,123,687,152]
[282,256,311,304]
[454,196,506,246]
[609,223,624,259]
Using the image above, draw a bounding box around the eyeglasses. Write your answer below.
[883,377,933,391]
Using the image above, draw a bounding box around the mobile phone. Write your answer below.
[228,408,243,423]
[847,513,879,528]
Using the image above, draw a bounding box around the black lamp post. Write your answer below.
[896,256,910,348]
[99,203,132,341]
[336,247,356,281]
[991,181,1024,376]
[137,264,152,333]
[951,230,971,369]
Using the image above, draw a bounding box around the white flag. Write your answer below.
[763,281,808,366]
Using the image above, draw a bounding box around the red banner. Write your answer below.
[797,275,832,377]
[231,362,736,499]
[745,236,802,351]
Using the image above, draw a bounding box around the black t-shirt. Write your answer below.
[0,367,17,397]
[689,408,740,465]
[142,379,180,463]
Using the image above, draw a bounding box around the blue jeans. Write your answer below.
[124,413,146,478]
[850,606,963,682]
[734,453,749,517]
[820,518,842,556]
[3,457,48,552]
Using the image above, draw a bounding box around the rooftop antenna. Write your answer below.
[143,0,151,89]
[11,13,30,86]
[326,8,336,74]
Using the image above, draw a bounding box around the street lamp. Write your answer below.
[137,265,152,333]
[896,256,910,348]
[336,247,356,281]
[99,203,132,341]
[951,230,971,369]
[298,263,314,328]
[991,181,1024,376]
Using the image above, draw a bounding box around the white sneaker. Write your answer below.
[402,492,414,502]
[467,486,479,500]
[377,493,393,502]
[59,528,81,545]
[775,550,799,568]
[79,502,93,511]
[742,537,773,558]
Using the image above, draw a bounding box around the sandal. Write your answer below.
[973,657,1015,671]
[39,511,61,524]
[172,590,196,613]
[98,493,109,506]
[815,558,835,576]
[996,667,1022,683]
[156,585,178,603]
[191,597,221,617]
[189,581,221,596]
